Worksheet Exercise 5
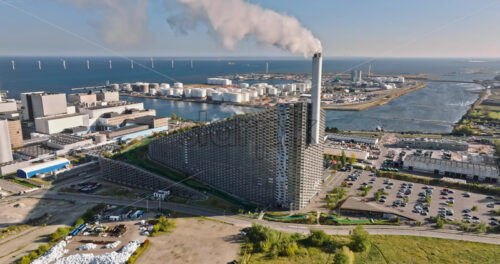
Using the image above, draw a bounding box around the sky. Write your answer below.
[0,0,499,58]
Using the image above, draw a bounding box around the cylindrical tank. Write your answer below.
[211,92,223,101]
[239,83,249,88]
[94,134,107,144]
[172,88,183,97]
[191,88,206,98]
[205,88,215,97]
[109,83,120,91]
[267,87,278,96]
[160,83,170,89]
[174,82,183,88]
[223,92,242,103]
[241,92,250,102]
[184,88,192,98]
[149,88,157,96]
[121,83,132,92]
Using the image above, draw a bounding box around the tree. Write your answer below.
[341,150,347,167]
[333,246,355,264]
[349,225,371,252]
[425,195,432,204]
[304,230,330,247]
[102,151,113,158]
[349,154,356,165]
[436,216,444,229]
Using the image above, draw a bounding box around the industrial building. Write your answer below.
[327,134,379,145]
[403,155,499,182]
[21,92,67,120]
[46,134,93,155]
[324,147,370,161]
[79,101,144,129]
[0,119,13,163]
[96,109,156,130]
[68,93,97,106]
[96,91,119,102]
[7,120,23,149]
[0,99,17,113]
[17,158,71,178]
[395,138,468,151]
[34,113,90,134]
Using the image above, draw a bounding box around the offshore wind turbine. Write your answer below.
[11,60,15,71]
[62,59,66,70]
[171,59,174,69]
[38,60,42,70]
[109,60,112,69]
[131,60,134,69]
[86,59,90,70]
[150,57,154,69]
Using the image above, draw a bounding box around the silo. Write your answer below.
[223,92,242,103]
[160,83,170,89]
[191,88,207,98]
[174,82,183,88]
[267,87,278,96]
[149,88,157,96]
[0,120,13,163]
[94,134,107,144]
[184,89,192,98]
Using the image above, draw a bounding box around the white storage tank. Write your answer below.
[248,90,259,99]
[211,92,223,102]
[223,92,242,103]
[277,84,286,90]
[205,88,215,97]
[149,83,159,90]
[172,88,183,97]
[184,88,192,98]
[285,84,296,92]
[191,88,207,98]
[268,87,278,96]
[239,83,249,88]
[160,83,170,89]
[121,83,132,92]
[218,88,228,93]
[241,92,250,102]
[149,88,157,96]
[297,83,307,93]
[174,82,183,88]
[109,83,120,91]
[94,134,107,144]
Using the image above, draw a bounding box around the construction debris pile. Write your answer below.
[32,240,68,264]
[53,240,141,264]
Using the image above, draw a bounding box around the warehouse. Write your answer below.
[46,134,93,155]
[395,138,468,151]
[403,155,499,182]
[327,134,379,145]
[17,158,71,178]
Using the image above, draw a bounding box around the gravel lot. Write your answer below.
[345,169,499,225]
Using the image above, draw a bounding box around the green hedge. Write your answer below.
[376,171,500,196]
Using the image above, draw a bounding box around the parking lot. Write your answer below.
[344,169,499,226]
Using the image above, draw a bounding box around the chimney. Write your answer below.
[311,52,322,145]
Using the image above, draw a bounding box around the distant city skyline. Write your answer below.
[0,0,499,58]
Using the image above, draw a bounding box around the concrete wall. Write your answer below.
[0,120,13,163]
[96,91,119,102]
[31,93,67,118]
[99,157,207,200]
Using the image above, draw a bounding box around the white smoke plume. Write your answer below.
[60,0,149,47]
[166,0,322,56]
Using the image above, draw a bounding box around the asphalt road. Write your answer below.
[22,190,500,245]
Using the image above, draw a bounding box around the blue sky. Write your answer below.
[0,0,499,57]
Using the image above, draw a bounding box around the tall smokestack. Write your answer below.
[311,52,322,145]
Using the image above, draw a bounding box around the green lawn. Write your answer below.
[246,235,500,264]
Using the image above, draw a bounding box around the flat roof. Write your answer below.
[49,133,90,145]
[404,155,499,173]
[340,196,417,221]
[37,113,86,121]
[85,101,141,110]
[15,144,56,157]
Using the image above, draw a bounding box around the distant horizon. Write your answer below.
[2,55,500,60]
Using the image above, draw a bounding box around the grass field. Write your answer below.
[246,235,500,264]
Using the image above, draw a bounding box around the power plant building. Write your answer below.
[34,113,90,134]
[21,92,67,120]
[149,102,325,209]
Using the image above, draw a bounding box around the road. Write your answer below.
[23,190,500,245]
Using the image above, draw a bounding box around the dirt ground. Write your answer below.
[138,217,242,264]
[0,197,87,227]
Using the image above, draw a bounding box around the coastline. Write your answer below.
[121,82,428,112]
[321,82,427,111]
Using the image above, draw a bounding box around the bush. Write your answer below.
[436,216,444,229]
[150,216,175,236]
[50,227,70,243]
[18,256,31,264]
[349,225,371,252]
[127,239,150,264]
[333,246,355,264]
[73,218,84,228]
[304,230,330,248]
[472,205,478,212]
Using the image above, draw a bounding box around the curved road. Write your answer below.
[24,190,500,245]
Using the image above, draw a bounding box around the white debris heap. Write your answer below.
[53,240,141,264]
[32,241,68,264]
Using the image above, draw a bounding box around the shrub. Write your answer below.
[349,225,371,252]
[18,256,31,264]
[333,246,355,264]
[50,227,70,243]
[151,216,175,236]
[304,230,330,248]
[74,218,84,228]
[127,239,150,264]
[436,216,444,229]
[472,205,478,212]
